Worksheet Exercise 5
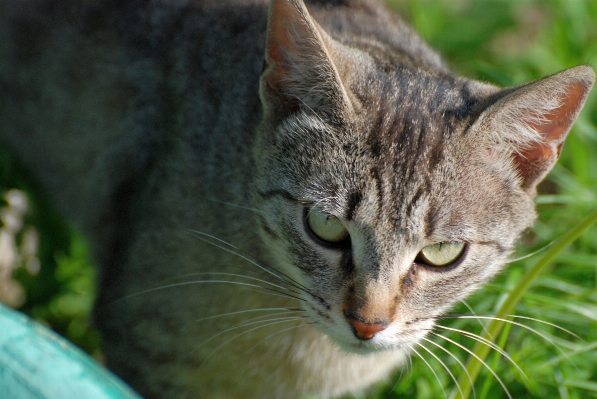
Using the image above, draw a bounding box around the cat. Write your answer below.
[0,0,594,398]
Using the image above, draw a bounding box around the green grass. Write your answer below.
[1,0,596,398]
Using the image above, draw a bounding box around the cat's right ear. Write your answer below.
[474,65,595,193]
[260,0,352,121]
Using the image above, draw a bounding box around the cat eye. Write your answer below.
[306,208,349,244]
[417,241,466,267]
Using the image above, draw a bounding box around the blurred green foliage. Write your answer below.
[0,147,100,356]
[1,0,596,397]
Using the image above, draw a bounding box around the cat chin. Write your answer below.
[335,341,386,355]
[329,335,399,356]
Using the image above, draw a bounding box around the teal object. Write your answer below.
[0,303,142,399]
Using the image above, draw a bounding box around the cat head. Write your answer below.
[252,0,594,353]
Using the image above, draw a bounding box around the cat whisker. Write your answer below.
[430,332,513,399]
[167,271,301,295]
[174,262,297,290]
[154,266,297,289]
[417,340,466,399]
[188,230,314,295]
[406,354,413,379]
[206,198,264,214]
[197,315,309,351]
[459,300,494,340]
[434,324,526,380]
[500,315,580,340]
[117,259,302,300]
[245,321,312,353]
[242,287,308,303]
[187,229,239,249]
[181,316,306,369]
[440,315,582,367]
[190,230,334,309]
[112,279,303,304]
[388,354,411,394]
[206,310,306,325]
[195,308,304,322]
[198,316,309,366]
[439,314,580,351]
[421,336,476,399]
[506,239,555,263]
[408,344,448,399]
[194,307,304,323]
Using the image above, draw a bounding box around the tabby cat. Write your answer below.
[0,0,593,398]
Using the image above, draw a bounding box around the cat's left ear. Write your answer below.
[475,65,595,192]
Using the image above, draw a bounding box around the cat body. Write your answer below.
[0,0,593,398]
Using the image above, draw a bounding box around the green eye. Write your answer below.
[418,241,466,267]
[306,208,348,244]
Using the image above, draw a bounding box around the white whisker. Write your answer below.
[459,300,493,340]
[408,344,447,399]
[245,322,312,353]
[197,315,308,351]
[417,340,465,399]
[195,308,304,322]
[388,354,411,394]
[242,287,307,302]
[501,315,580,340]
[188,230,312,294]
[170,271,299,294]
[506,240,555,263]
[195,307,303,323]
[435,324,526,380]
[112,279,287,303]
[206,199,264,214]
[441,315,579,359]
[430,332,513,399]
[187,229,240,249]
[200,317,308,365]
[421,336,476,399]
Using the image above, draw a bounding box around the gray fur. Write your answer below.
[0,0,594,398]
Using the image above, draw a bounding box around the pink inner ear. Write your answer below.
[263,0,303,88]
[515,82,586,184]
[267,1,294,65]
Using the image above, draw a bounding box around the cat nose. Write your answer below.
[346,317,388,340]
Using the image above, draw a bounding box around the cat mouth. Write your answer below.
[343,342,378,354]
[322,321,422,356]
[308,313,396,354]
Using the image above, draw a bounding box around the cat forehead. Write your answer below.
[354,69,482,132]
[277,72,481,177]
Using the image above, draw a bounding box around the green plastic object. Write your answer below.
[0,302,142,399]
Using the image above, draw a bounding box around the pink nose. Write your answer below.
[347,318,387,340]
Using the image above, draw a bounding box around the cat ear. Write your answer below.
[476,65,595,192]
[260,0,352,119]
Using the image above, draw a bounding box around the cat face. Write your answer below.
[252,95,531,354]
[252,0,593,355]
